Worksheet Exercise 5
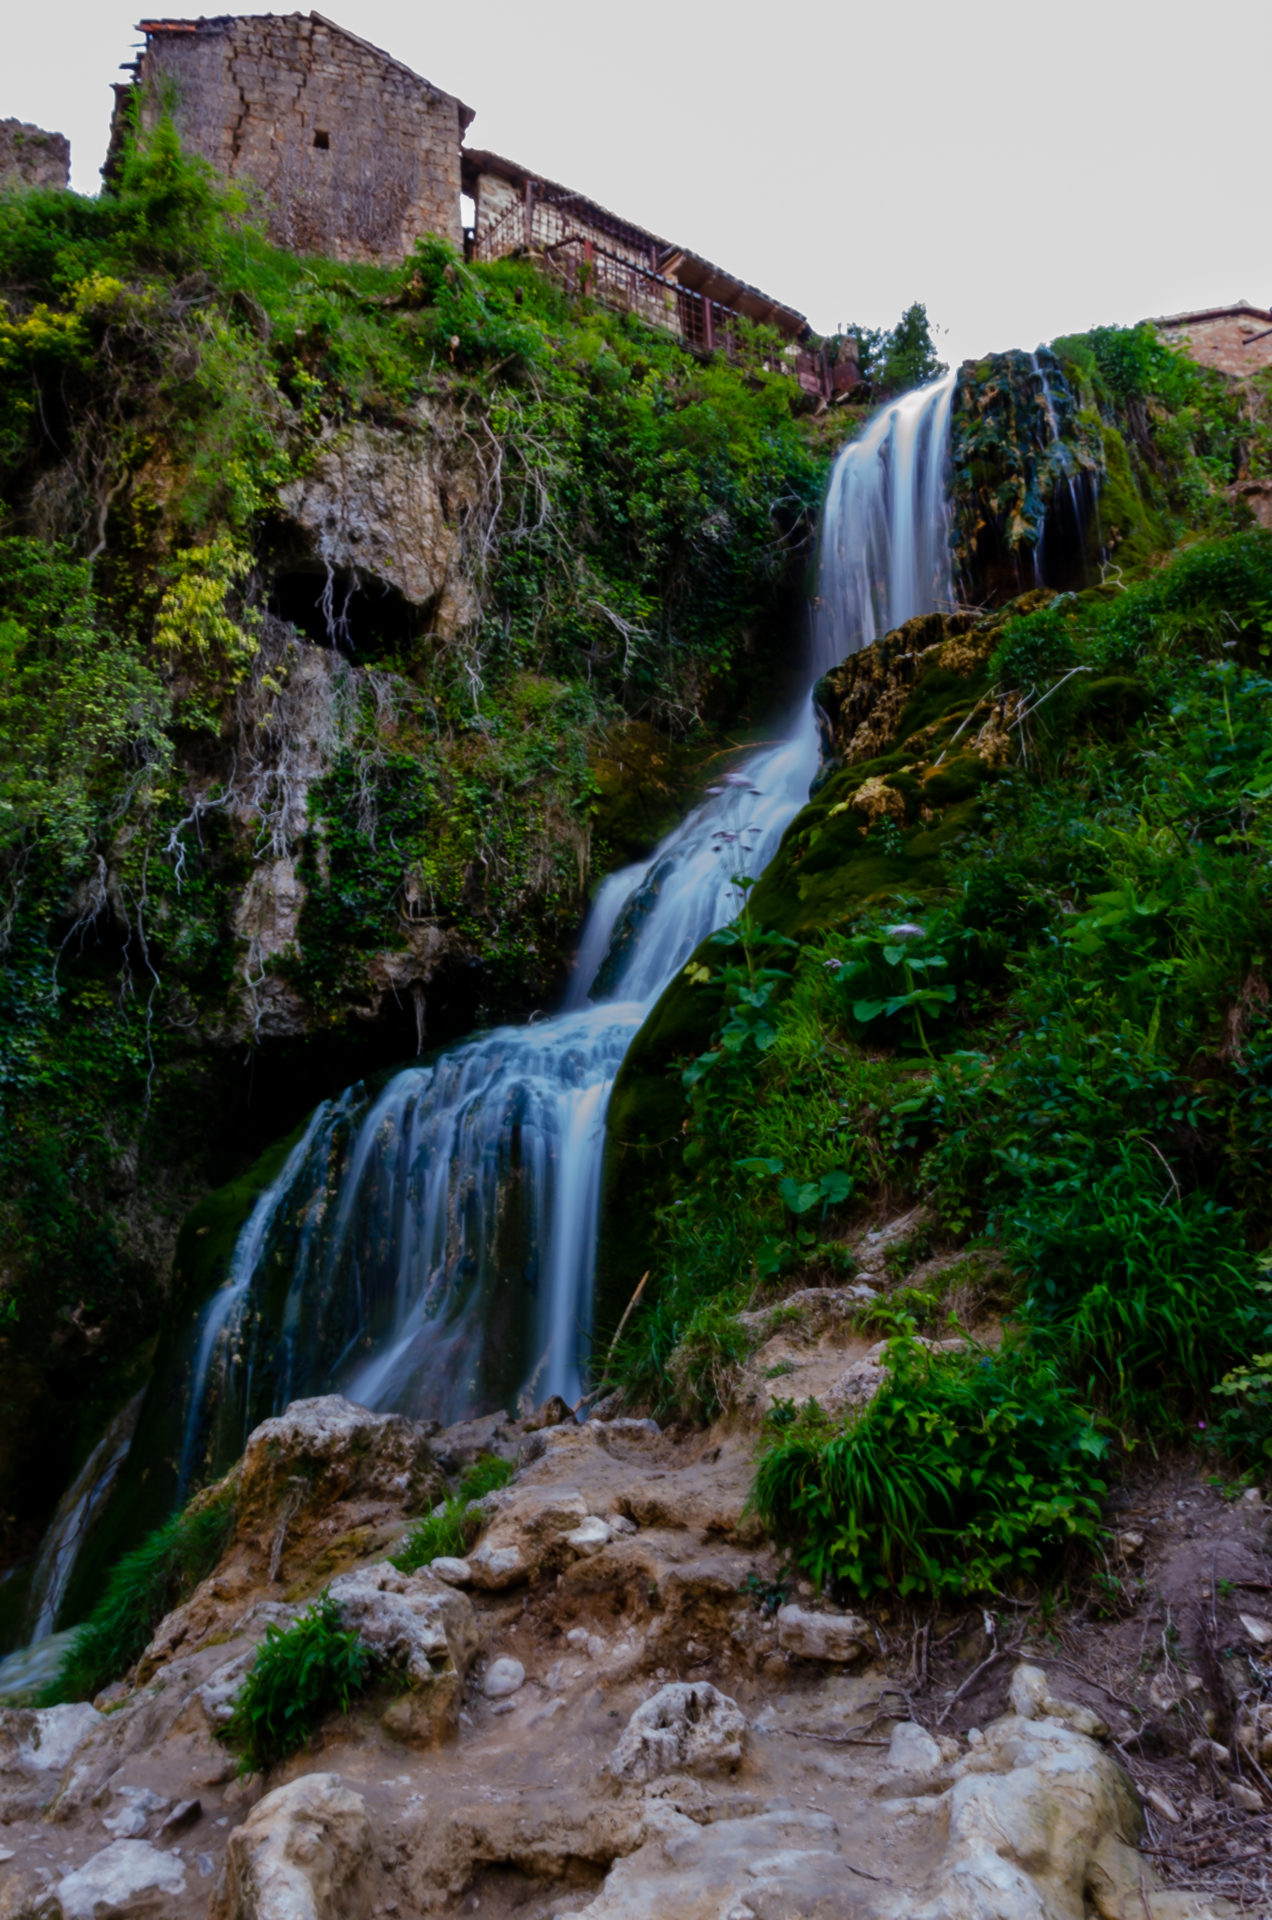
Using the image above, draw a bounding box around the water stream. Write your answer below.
[160,370,960,1492]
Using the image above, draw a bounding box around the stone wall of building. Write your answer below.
[1158,306,1272,379]
[123,12,468,262]
[0,119,70,193]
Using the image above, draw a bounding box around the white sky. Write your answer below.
[6,0,1269,365]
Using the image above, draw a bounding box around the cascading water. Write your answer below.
[1029,349,1104,588]
[170,373,960,1493]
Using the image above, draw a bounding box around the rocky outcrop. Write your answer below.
[0,1387,1261,1920]
[609,1682,746,1783]
[210,1773,371,1920]
[0,120,69,192]
[326,1561,477,1745]
[234,1396,440,1563]
[0,1704,101,1820]
[54,1838,187,1918]
[277,417,480,643]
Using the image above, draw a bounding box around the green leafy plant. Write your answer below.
[752,1340,1107,1601]
[220,1591,372,1774]
[46,1485,236,1703]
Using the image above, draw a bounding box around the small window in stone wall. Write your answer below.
[313,130,330,150]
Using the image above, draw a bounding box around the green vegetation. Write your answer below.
[220,1591,372,1774]
[390,1451,513,1573]
[608,528,1272,1596]
[848,302,947,396]
[0,116,828,1542]
[44,1483,235,1703]
[753,1341,1106,1600]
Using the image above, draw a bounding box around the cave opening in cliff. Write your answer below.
[268,565,429,657]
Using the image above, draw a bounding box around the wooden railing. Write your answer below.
[469,199,843,395]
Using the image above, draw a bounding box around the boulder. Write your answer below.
[610,1682,746,1784]
[876,1684,1148,1920]
[776,1603,869,1663]
[326,1562,477,1748]
[466,1488,590,1590]
[210,1772,371,1920]
[56,1839,186,1919]
[235,1397,440,1550]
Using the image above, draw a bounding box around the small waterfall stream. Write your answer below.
[161,371,961,1492]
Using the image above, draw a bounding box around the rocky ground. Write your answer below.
[0,1228,1269,1920]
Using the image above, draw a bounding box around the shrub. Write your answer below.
[46,1484,235,1703]
[1007,1145,1266,1423]
[220,1591,372,1774]
[752,1340,1107,1601]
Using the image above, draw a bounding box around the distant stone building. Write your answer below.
[1155,303,1272,378]
[116,12,472,260]
[0,119,70,193]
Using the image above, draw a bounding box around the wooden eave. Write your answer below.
[463,148,809,341]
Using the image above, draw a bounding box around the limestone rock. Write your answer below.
[482,1658,525,1700]
[210,1772,371,1920]
[466,1487,590,1590]
[427,1555,472,1586]
[278,418,479,642]
[776,1602,869,1663]
[610,1682,746,1784]
[327,1561,476,1748]
[235,1395,440,1551]
[886,1720,944,1780]
[1008,1662,1108,1738]
[1086,1833,1239,1919]
[573,1807,853,1919]
[564,1515,611,1555]
[878,1699,1145,1920]
[0,1703,102,1819]
[101,1784,169,1838]
[326,1561,476,1685]
[56,1839,186,1919]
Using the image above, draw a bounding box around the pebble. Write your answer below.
[482,1657,525,1699]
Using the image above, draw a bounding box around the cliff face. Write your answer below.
[0,139,822,1580]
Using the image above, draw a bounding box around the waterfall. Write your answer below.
[1029,349,1104,587]
[173,373,960,1489]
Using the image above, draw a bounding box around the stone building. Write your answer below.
[116,12,472,260]
[1155,302,1272,378]
[0,119,70,193]
[102,12,845,390]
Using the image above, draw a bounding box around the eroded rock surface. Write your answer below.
[210,1773,371,1920]
[0,1373,1261,1920]
[610,1682,746,1784]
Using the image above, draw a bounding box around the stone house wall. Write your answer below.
[123,11,470,261]
[1157,306,1272,379]
[0,119,70,192]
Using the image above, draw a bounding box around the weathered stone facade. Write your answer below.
[0,119,70,193]
[118,11,472,261]
[1156,303,1272,378]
